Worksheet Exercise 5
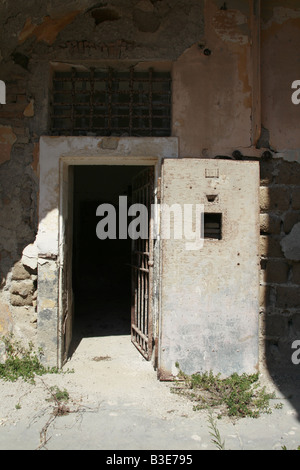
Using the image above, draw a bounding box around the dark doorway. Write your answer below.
[69,165,148,356]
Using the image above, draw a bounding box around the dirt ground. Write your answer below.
[0,327,300,451]
[0,332,203,448]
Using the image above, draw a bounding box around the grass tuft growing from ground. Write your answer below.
[172,364,277,419]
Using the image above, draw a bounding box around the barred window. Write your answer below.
[50,67,172,137]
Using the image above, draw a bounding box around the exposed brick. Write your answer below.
[260,235,284,258]
[262,260,289,284]
[265,314,288,338]
[260,160,275,186]
[31,142,39,175]
[260,186,290,212]
[292,313,300,334]
[283,211,300,234]
[6,85,26,95]
[6,94,17,104]
[292,187,300,210]
[292,262,300,285]
[13,127,27,136]
[277,286,300,309]
[17,94,28,104]
[0,125,17,165]
[15,135,29,144]
[259,284,271,308]
[260,213,281,234]
[275,161,300,185]
[0,102,27,119]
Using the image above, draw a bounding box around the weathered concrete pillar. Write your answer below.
[37,258,59,366]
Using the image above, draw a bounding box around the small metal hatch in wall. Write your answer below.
[204,213,222,239]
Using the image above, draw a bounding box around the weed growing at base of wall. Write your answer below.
[0,334,62,384]
[172,364,278,419]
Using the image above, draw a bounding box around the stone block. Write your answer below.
[259,284,271,308]
[280,223,300,261]
[260,235,284,258]
[10,293,33,307]
[265,314,288,338]
[259,160,275,186]
[292,188,300,210]
[292,263,300,285]
[277,286,300,309]
[22,243,38,271]
[275,161,300,185]
[262,260,289,284]
[283,211,300,234]
[260,186,290,212]
[10,279,34,298]
[11,261,31,280]
[292,313,300,334]
[260,213,281,234]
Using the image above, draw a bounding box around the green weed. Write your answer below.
[208,412,225,450]
[46,386,70,404]
[172,365,276,419]
[0,334,59,384]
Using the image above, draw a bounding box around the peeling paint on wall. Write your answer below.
[261,4,300,153]
[212,8,249,45]
[18,12,81,45]
[262,6,300,28]
[0,126,17,165]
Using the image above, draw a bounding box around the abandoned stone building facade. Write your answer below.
[0,0,300,380]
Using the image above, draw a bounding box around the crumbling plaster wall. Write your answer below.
[0,0,299,373]
[172,0,260,157]
[0,0,206,352]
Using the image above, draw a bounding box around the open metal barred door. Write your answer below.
[131,167,154,360]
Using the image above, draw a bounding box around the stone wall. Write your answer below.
[0,67,39,345]
[259,158,300,371]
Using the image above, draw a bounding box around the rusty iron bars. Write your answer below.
[131,167,154,360]
[50,67,171,137]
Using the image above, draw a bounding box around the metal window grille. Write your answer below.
[50,67,171,137]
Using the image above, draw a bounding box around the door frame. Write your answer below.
[59,158,158,366]
[36,136,179,369]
